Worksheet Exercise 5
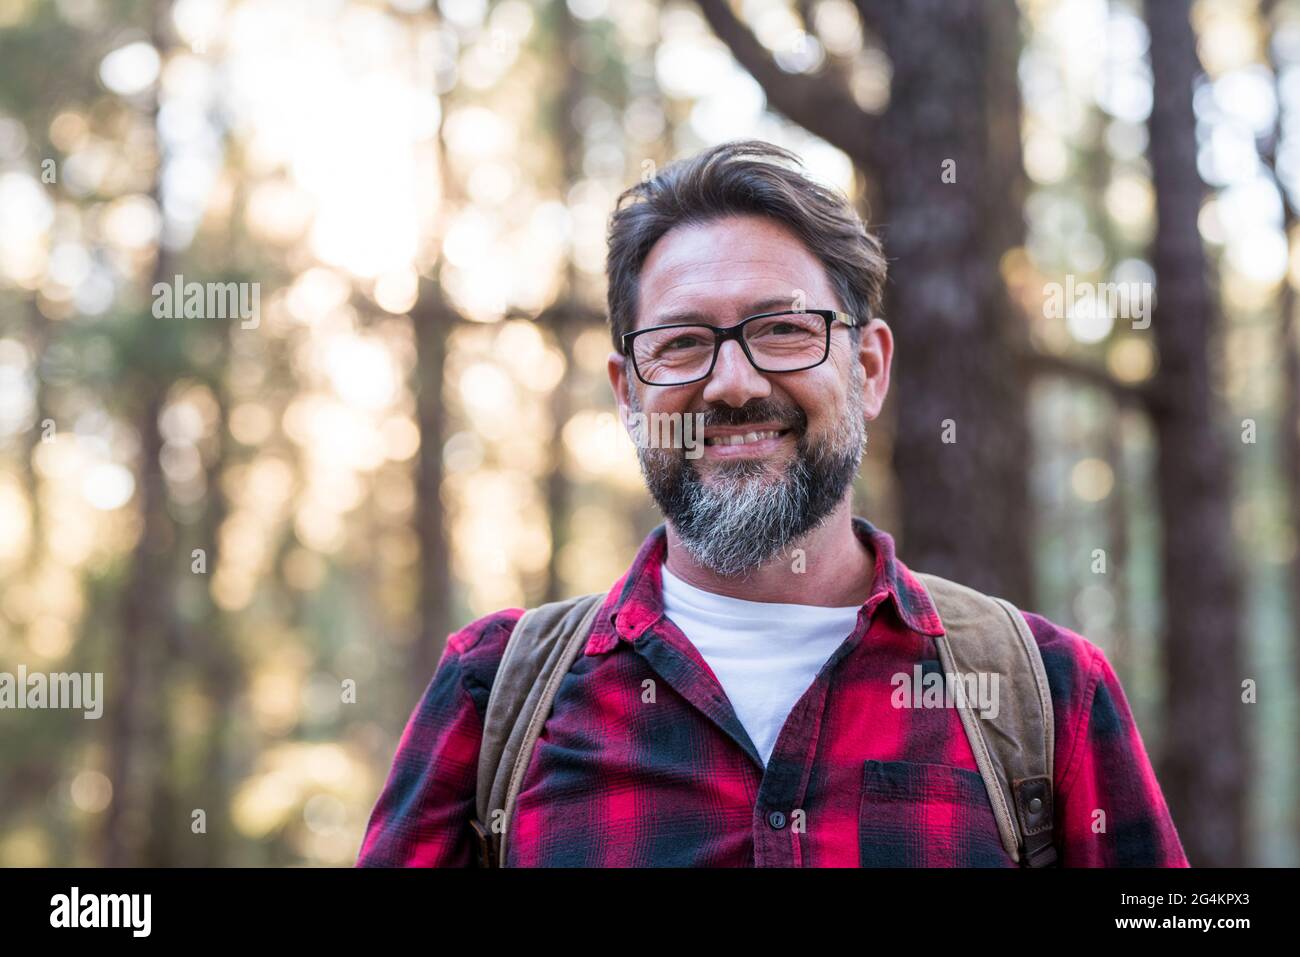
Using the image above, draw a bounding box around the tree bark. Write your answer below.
[410,276,453,698]
[873,0,1033,604]
[103,384,170,865]
[541,0,586,604]
[1145,0,1246,866]
[102,0,179,866]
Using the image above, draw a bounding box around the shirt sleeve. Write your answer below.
[355,612,518,867]
[1053,643,1190,867]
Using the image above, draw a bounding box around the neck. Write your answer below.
[662,498,875,607]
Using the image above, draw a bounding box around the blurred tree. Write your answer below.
[1145,0,1246,866]
[693,0,1034,606]
[374,1,458,708]
[410,268,455,701]
[541,0,585,605]
[1261,0,1300,856]
[0,0,102,603]
[102,0,184,867]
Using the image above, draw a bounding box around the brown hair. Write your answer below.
[605,139,886,351]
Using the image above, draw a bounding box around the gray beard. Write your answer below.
[630,383,866,577]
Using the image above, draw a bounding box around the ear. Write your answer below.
[856,318,893,419]
[608,350,633,427]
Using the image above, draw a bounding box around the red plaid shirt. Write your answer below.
[357,518,1189,867]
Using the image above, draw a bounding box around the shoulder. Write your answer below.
[437,593,608,712]
[1015,609,1110,712]
[445,607,525,658]
[438,608,526,714]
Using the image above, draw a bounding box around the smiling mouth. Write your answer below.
[703,428,793,447]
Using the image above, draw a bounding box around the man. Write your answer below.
[357,140,1188,867]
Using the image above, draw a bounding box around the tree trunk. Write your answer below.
[875,0,1033,605]
[1145,0,1246,866]
[103,384,170,865]
[541,0,585,605]
[410,276,453,697]
[103,0,180,865]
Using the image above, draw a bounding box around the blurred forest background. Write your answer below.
[0,0,1296,867]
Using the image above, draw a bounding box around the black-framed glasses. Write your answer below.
[621,309,861,386]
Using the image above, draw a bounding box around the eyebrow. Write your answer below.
[648,296,796,327]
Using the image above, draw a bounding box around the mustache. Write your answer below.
[695,399,807,432]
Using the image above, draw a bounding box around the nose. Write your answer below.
[702,338,771,407]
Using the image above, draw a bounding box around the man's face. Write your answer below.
[608,214,893,576]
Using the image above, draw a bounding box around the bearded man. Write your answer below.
[358,140,1188,868]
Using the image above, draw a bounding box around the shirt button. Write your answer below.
[767,810,787,830]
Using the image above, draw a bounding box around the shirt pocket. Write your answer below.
[859,759,1016,867]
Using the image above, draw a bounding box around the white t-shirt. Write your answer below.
[659,562,862,767]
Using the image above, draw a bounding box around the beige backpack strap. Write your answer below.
[916,573,1057,867]
[470,592,605,867]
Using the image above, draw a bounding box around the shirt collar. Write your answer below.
[584,516,944,656]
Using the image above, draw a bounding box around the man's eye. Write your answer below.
[754,322,801,337]
[663,335,705,350]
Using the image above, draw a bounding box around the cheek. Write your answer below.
[786,377,845,433]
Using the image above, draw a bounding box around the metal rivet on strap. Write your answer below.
[1028,797,1043,814]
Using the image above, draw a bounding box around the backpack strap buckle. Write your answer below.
[468,817,496,868]
[1014,776,1057,867]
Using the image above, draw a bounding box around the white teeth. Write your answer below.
[706,429,783,446]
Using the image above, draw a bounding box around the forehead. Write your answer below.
[636,215,838,327]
